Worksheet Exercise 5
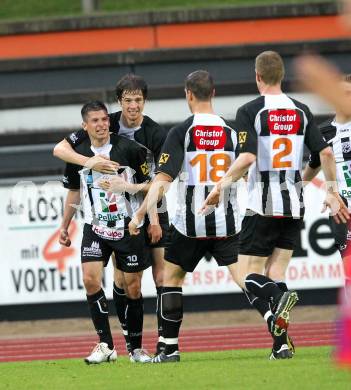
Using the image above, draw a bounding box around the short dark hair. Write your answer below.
[115,74,148,101]
[255,51,285,85]
[185,70,214,101]
[81,101,108,121]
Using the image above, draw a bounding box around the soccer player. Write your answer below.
[53,74,169,355]
[202,51,348,359]
[129,70,241,363]
[303,75,351,292]
[59,101,152,363]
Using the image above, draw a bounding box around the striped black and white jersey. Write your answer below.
[156,113,240,238]
[309,118,351,210]
[237,93,328,218]
[63,134,150,240]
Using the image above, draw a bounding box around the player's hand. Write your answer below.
[199,183,221,215]
[86,155,119,174]
[59,228,71,247]
[322,192,350,224]
[99,176,128,193]
[129,216,141,236]
[147,223,162,244]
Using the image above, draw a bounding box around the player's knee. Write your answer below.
[161,291,183,322]
[124,276,141,299]
[113,269,125,287]
[152,268,164,287]
[83,273,101,293]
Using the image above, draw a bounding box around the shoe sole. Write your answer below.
[273,292,299,337]
[269,350,293,360]
[84,354,117,365]
[84,358,117,365]
[151,356,180,363]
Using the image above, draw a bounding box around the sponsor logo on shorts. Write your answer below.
[92,225,124,241]
[127,255,139,267]
[82,240,102,257]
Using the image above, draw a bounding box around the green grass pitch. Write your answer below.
[1,347,350,390]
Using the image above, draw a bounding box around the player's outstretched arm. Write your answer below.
[54,139,119,173]
[295,55,351,118]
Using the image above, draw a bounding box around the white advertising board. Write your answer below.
[0,176,344,306]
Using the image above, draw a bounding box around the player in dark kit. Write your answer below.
[54,74,169,355]
[129,70,241,363]
[59,101,152,363]
[202,51,348,359]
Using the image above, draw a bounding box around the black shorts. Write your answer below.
[81,224,151,273]
[144,210,170,249]
[239,213,303,257]
[165,225,239,272]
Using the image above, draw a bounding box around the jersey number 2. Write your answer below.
[272,138,292,168]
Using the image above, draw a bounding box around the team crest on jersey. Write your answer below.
[159,153,170,165]
[140,162,149,175]
[239,132,247,144]
[268,109,300,135]
[69,132,78,144]
[342,141,351,154]
[192,125,226,150]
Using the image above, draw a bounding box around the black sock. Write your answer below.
[87,289,113,350]
[126,296,144,351]
[242,289,274,334]
[273,331,288,350]
[161,287,183,355]
[245,273,283,304]
[156,286,165,352]
[113,283,130,352]
[276,281,288,292]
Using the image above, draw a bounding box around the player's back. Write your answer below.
[159,112,240,238]
[238,93,320,218]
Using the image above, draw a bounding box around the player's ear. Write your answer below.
[82,121,88,131]
[255,71,261,83]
